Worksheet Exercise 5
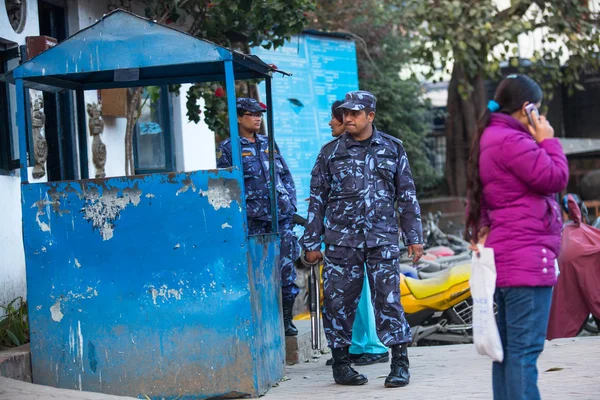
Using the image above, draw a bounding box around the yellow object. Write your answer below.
[294,263,472,321]
[400,263,471,315]
[404,263,471,299]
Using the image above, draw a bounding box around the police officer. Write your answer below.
[302,91,424,387]
[216,98,300,336]
[325,100,390,367]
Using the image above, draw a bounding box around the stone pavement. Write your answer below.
[0,377,137,400]
[265,336,600,400]
[1,336,598,399]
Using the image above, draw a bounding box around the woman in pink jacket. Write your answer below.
[466,74,569,400]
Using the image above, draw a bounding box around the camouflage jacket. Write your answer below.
[301,126,423,250]
[216,133,297,221]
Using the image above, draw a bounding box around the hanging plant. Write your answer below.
[186,79,265,140]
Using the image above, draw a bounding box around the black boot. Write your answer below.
[331,347,368,386]
[283,299,298,336]
[385,344,410,388]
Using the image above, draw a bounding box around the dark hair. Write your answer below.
[237,108,247,117]
[465,74,543,241]
[331,100,344,123]
[363,107,375,116]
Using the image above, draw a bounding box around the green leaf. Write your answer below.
[6,330,20,347]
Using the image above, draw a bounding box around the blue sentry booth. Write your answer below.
[2,9,286,399]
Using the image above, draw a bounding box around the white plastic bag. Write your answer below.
[469,245,504,362]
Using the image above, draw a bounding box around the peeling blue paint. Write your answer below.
[22,171,284,398]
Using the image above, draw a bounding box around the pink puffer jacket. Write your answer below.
[479,113,569,287]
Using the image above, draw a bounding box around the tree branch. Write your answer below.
[494,0,533,23]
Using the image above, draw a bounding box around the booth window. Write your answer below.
[134,86,174,174]
[0,46,21,173]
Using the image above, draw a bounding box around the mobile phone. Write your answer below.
[525,103,539,127]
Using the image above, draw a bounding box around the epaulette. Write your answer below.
[320,135,342,152]
[379,131,404,147]
[218,138,232,147]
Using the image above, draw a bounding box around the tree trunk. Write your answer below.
[445,65,486,196]
[124,87,143,176]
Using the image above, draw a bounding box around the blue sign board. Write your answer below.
[253,34,359,218]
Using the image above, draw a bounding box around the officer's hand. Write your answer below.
[305,250,323,264]
[408,244,424,263]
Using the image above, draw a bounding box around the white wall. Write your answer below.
[0,1,40,44]
[0,0,44,310]
[84,90,127,178]
[0,176,27,311]
[173,84,217,171]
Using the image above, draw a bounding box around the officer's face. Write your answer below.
[238,111,263,133]
[343,109,374,135]
[329,114,345,137]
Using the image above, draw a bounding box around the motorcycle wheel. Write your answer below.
[583,314,600,334]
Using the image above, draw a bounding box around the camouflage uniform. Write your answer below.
[216,99,299,303]
[301,91,422,349]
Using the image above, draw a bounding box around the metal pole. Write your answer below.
[15,78,28,183]
[224,60,241,170]
[76,89,89,179]
[309,261,322,350]
[265,77,278,233]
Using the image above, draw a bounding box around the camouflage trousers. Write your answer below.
[322,243,412,349]
[249,219,300,303]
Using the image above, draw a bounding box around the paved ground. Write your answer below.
[1,336,598,399]
[266,336,600,400]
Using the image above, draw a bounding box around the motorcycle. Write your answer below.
[401,262,475,345]
[583,314,600,334]
[423,211,471,255]
[553,194,600,337]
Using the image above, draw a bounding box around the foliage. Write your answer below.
[140,0,314,50]
[138,0,315,132]
[0,297,29,349]
[402,0,600,100]
[108,0,315,138]
[399,0,600,195]
[308,1,440,195]
[186,82,228,137]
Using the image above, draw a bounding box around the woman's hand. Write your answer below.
[469,226,490,253]
[528,112,554,143]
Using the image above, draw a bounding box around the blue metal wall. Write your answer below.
[247,235,284,393]
[21,170,283,399]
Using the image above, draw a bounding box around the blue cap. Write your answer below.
[236,98,267,113]
[337,90,377,111]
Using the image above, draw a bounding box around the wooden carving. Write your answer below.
[87,103,107,179]
[31,95,48,179]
